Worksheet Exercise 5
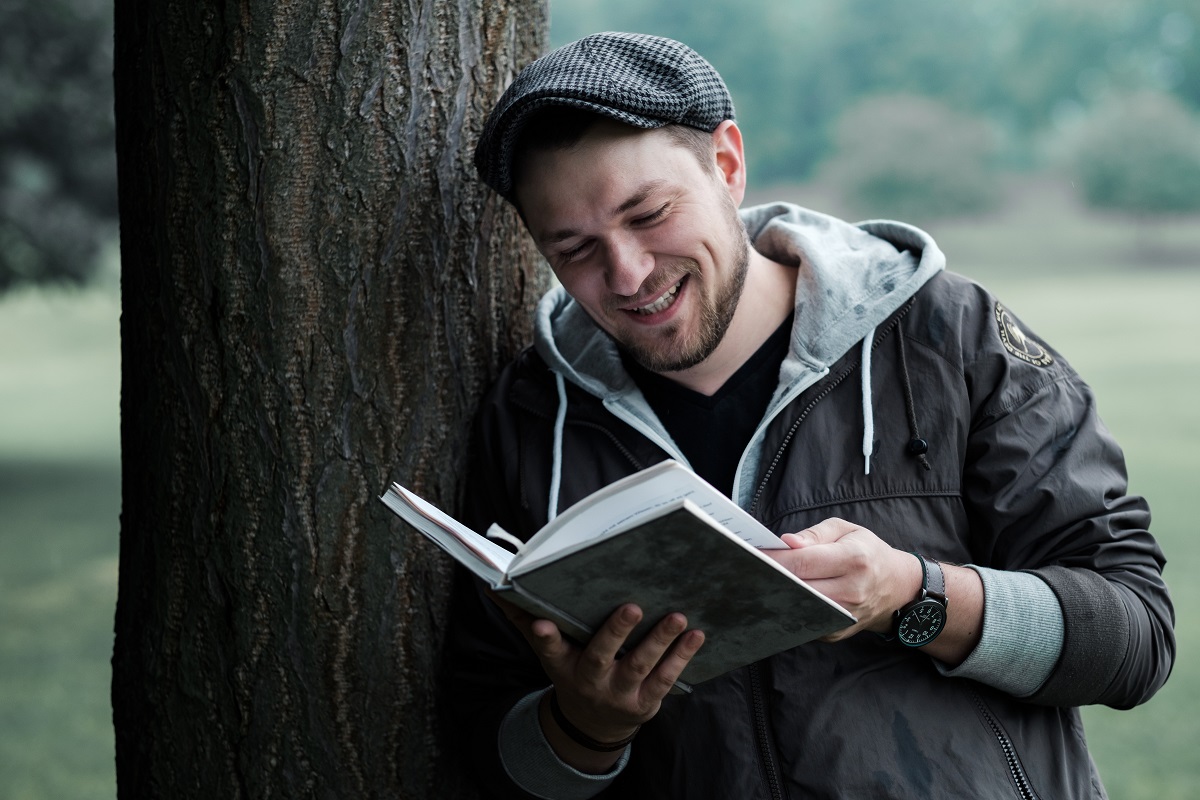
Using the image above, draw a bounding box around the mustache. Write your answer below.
[603,260,700,314]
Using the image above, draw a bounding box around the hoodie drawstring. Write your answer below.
[860,327,877,475]
[547,372,569,522]
[896,329,932,471]
[862,324,931,475]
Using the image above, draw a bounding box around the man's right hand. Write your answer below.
[489,595,705,772]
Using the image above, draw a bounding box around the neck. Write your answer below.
[659,251,796,396]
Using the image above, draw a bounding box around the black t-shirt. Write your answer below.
[623,314,793,496]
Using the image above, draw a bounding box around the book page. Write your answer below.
[511,460,784,574]
[380,484,515,585]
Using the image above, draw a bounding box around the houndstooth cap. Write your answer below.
[474,32,735,201]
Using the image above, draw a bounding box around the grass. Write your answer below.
[1,176,1197,798]
[0,284,120,799]
[0,462,119,800]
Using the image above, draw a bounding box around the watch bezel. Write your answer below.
[888,554,949,648]
[895,597,947,647]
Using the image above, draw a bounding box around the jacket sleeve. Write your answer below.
[958,294,1175,710]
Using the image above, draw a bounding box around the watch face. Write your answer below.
[897,599,946,647]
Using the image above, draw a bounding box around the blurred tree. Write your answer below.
[1064,91,1200,215]
[1070,92,1200,215]
[112,0,548,797]
[548,0,1200,183]
[0,0,116,290]
[821,95,1001,221]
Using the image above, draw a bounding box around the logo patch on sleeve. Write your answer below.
[995,303,1054,367]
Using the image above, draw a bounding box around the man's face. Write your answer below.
[514,121,751,374]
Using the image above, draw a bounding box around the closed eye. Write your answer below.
[633,204,669,225]
[558,240,592,264]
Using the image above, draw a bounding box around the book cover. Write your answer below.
[380,460,855,686]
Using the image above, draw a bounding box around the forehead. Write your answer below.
[515,124,704,230]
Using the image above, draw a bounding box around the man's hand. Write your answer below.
[488,593,704,771]
[763,517,922,640]
[763,518,983,664]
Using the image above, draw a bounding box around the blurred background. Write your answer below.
[1,0,1196,797]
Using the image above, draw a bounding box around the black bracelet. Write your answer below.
[547,690,639,752]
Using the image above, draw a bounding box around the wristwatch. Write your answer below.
[892,553,948,647]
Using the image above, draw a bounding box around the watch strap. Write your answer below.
[920,554,946,601]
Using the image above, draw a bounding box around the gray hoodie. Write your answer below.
[532,202,946,510]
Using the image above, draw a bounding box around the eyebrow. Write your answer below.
[539,179,670,245]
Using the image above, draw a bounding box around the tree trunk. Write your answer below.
[111,2,547,797]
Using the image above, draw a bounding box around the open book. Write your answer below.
[381,460,855,687]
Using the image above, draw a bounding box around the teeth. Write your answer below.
[634,280,682,315]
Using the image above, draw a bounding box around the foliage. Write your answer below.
[4,0,1197,288]
[820,95,1000,221]
[550,0,1200,182]
[0,0,116,290]
[1061,91,1200,214]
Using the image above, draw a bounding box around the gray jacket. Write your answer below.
[448,203,1174,799]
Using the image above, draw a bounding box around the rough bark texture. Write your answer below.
[112,2,547,797]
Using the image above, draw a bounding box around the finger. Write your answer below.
[764,544,851,582]
[610,612,689,692]
[787,517,860,546]
[780,529,878,581]
[643,628,706,697]
[523,618,576,674]
[779,532,808,548]
[570,604,644,682]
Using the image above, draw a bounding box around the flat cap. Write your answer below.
[474,32,735,200]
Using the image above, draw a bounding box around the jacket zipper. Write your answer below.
[749,662,787,800]
[970,690,1041,800]
[749,363,857,518]
[748,305,913,518]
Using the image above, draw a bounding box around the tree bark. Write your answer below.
[112,2,547,797]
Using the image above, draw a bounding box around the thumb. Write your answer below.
[780,531,814,548]
[793,517,860,545]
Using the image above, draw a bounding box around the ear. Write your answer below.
[711,120,747,206]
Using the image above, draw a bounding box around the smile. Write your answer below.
[633,279,683,315]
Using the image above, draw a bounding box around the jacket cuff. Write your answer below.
[935,567,1063,697]
[1022,564,1131,707]
[498,688,630,800]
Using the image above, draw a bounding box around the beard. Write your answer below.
[615,197,752,374]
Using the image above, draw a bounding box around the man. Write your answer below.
[449,32,1174,799]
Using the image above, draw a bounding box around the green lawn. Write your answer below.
[0,286,120,799]
[1,178,1197,798]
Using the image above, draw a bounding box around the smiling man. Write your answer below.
[448,32,1175,799]
[515,115,785,391]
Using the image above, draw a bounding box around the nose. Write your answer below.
[604,233,654,297]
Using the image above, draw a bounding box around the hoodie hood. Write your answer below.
[532,202,945,510]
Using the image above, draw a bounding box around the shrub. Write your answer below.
[821,94,1001,221]
[1065,91,1200,216]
